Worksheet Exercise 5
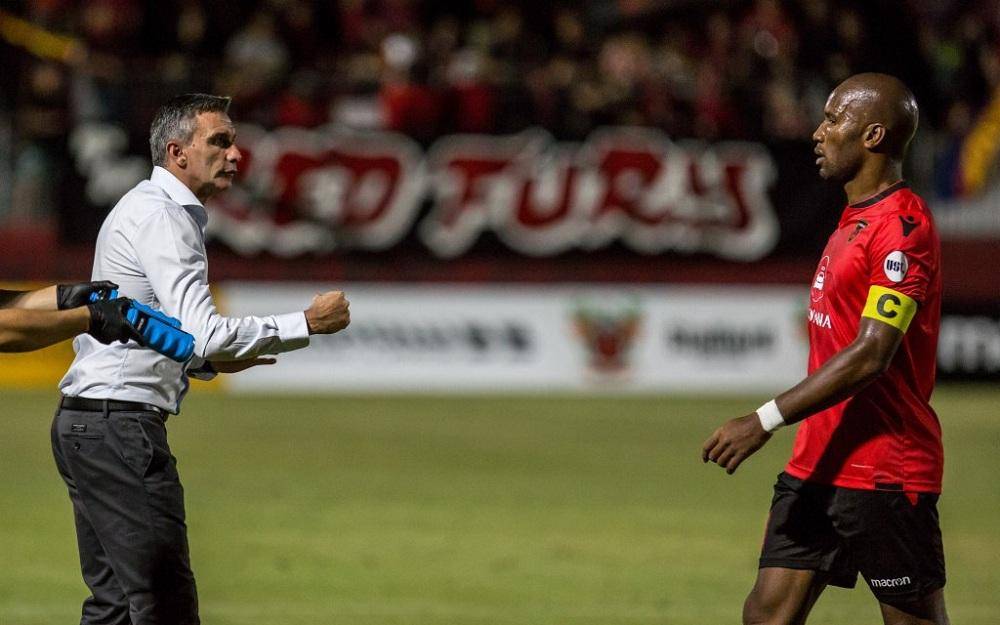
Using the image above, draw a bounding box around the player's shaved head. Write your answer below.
[830,73,918,159]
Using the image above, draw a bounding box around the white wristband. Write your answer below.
[756,399,785,432]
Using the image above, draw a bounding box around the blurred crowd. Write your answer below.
[1,0,999,224]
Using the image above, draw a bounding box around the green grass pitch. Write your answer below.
[1,387,997,624]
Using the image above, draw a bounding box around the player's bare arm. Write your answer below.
[0,308,90,351]
[702,316,905,474]
[0,297,141,352]
[0,287,54,309]
[0,281,118,311]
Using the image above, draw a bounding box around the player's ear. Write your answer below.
[863,123,886,150]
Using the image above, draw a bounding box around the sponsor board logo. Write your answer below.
[572,304,642,373]
[71,124,779,260]
[668,325,775,356]
[811,256,830,303]
[869,576,912,589]
[808,307,832,329]
[938,315,1000,376]
[315,320,534,361]
[883,251,909,282]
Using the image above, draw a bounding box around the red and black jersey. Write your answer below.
[786,181,944,493]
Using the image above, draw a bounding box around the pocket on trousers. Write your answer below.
[111,415,155,477]
[59,432,105,461]
[133,414,174,478]
[58,417,107,454]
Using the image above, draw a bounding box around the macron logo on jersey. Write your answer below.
[808,308,832,329]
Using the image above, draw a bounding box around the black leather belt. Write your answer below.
[60,396,167,418]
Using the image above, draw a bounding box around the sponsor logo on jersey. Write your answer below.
[883,251,909,282]
[808,308,832,329]
[899,215,919,237]
[811,256,830,303]
[847,219,868,242]
[869,576,912,588]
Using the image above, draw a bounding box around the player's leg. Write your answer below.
[743,567,828,625]
[52,409,131,625]
[748,473,853,625]
[833,489,949,625]
[879,588,950,625]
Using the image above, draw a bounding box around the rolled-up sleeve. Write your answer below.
[132,206,310,361]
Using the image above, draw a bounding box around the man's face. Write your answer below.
[181,111,241,200]
[811,87,867,182]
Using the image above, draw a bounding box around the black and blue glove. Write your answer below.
[89,291,195,363]
[87,297,145,346]
[58,280,119,310]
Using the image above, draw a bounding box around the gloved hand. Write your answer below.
[58,281,119,310]
[87,297,145,345]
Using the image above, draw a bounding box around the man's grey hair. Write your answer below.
[149,94,232,166]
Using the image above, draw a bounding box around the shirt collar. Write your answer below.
[847,180,908,210]
[838,180,908,228]
[150,166,204,208]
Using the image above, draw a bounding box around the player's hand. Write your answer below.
[58,280,119,309]
[209,358,276,373]
[702,413,772,474]
[304,290,350,334]
[87,297,144,345]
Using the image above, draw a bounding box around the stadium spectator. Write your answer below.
[0,0,997,225]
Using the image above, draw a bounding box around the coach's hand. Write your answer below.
[304,290,350,334]
[702,414,772,474]
[87,297,144,345]
[58,280,119,309]
[210,358,276,373]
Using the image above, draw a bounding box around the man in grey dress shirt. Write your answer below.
[53,94,351,625]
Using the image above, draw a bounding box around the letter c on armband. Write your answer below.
[862,285,917,332]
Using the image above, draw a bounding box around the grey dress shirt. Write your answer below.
[60,166,310,412]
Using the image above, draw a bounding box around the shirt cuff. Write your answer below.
[275,311,311,351]
[186,355,218,381]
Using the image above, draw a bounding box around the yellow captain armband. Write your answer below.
[862,285,918,332]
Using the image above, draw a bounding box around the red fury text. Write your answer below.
[205,126,779,260]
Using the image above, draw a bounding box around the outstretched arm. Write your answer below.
[702,317,905,474]
[0,281,119,311]
[132,209,349,362]
[0,307,89,351]
[0,296,142,353]
[0,287,56,310]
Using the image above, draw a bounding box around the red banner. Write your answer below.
[205,125,780,261]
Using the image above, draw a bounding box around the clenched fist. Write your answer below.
[304,290,350,335]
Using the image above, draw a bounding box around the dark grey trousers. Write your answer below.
[51,404,199,625]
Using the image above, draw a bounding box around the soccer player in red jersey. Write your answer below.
[702,73,950,625]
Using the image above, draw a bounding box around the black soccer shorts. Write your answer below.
[758,472,946,606]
